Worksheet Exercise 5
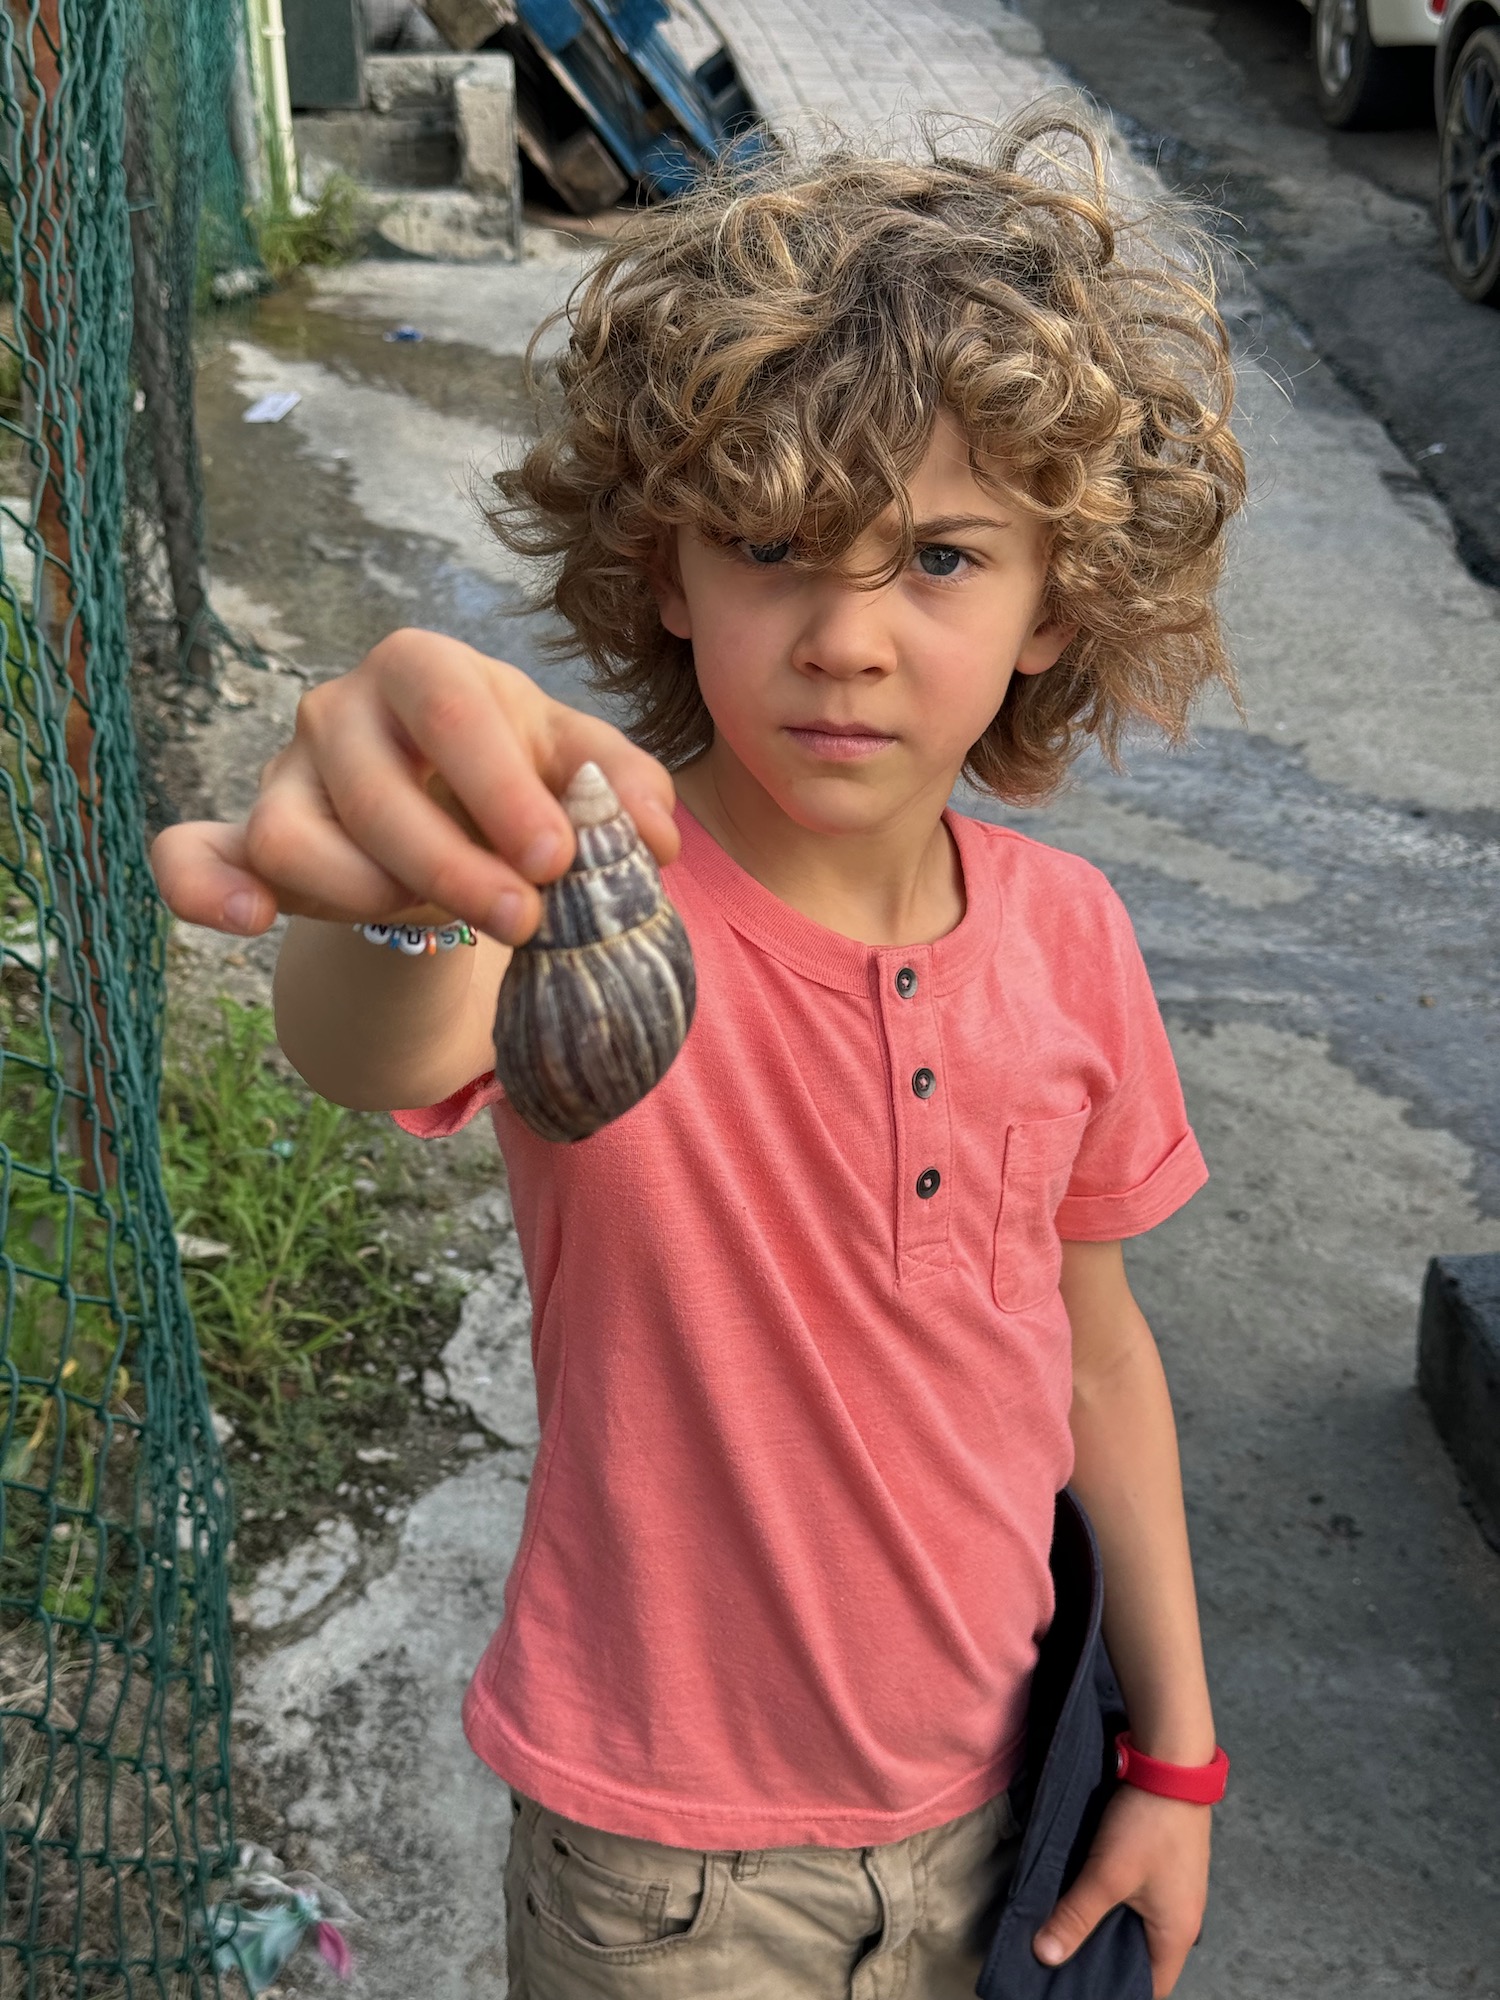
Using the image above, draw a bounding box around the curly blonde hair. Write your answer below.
[488,103,1246,802]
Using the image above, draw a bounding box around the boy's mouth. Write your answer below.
[783,723,898,762]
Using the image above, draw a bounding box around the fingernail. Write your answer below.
[223,890,262,934]
[490,890,525,940]
[1035,1935,1065,1966]
[521,830,564,879]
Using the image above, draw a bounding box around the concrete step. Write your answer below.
[364,52,493,112]
[295,52,521,261]
[369,187,522,262]
[296,107,458,189]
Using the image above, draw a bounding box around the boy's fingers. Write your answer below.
[361,634,680,872]
[534,708,682,867]
[369,646,577,883]
[153,813,422,935]
[157,636,684,945]
[151,822,280,936]
[245,750,435,921]
[295,700,547,942]
[1142,1911,1198,1999]
[1033,1858,1132,1967]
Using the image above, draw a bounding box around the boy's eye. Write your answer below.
[745,540,791,565]
[916,545,964,578]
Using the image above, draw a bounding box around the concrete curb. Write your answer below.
[1417,1253,1500,1547]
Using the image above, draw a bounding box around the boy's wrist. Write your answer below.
[1123,1723,1218,1766]
[1115,1732,1230,1805]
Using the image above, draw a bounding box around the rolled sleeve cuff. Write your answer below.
[392,1071,503,1139]
[1056,1129,1208,1242]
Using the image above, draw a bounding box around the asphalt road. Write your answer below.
[1014,0,1500,587]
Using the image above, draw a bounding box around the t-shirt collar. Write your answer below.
[671,800,1000,997]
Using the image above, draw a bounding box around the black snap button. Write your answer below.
[916,1167,941,1199]
[911,1067,936,1099]
[894,966,918,998]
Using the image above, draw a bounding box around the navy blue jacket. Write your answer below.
[978,1490,1154,2000]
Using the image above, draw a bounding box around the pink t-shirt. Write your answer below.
[395,803,1206,1849]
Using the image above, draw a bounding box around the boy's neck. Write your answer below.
[673,748,966,949]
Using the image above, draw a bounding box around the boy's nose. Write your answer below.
[789,582,898,680]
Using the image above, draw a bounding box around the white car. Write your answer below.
[1301,0,1444,126]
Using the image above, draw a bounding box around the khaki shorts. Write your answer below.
[504,1788,1023,2000]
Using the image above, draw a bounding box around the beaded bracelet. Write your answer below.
[354,921,477,956]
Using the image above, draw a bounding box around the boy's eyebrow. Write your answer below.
[909,512,1015,538]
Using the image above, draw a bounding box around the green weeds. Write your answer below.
[158,995,447,1549]
[251,175,365,284]
[2,981,461,1598]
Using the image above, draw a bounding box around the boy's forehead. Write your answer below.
[905,413,1016,519]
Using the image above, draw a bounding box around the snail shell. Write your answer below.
[492,762,696,1143]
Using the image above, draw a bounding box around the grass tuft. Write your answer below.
[156,995,458,1561]
[251,176,365,284]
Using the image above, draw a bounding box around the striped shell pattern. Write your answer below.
[492,762,697,1143]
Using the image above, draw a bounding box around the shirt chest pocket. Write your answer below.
[991,1107,1092,1314]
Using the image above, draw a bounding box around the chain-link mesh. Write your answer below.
[1,0,257,1991]
[124,0,260,704]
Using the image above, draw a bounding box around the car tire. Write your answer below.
[1313,0,1432,129]
[1439,26,1500,306]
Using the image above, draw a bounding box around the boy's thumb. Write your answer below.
[1033,1861,1125,1966]
[150,820,277,937]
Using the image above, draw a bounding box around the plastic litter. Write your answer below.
[204,1845,356,1994]
[384,323,425,342]
[242,390,301,423]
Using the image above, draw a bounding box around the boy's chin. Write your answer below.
[772,765,936,837]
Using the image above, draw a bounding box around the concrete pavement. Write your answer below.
[198,4,1500,1993]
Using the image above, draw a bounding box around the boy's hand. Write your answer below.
[1033,1786,1210,1997]
[150,631,680,946]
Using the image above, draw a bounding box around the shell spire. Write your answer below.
[492,762,697,1143]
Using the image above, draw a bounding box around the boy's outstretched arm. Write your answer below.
[1035,1237,1218,1999]
[149,630,680,1110]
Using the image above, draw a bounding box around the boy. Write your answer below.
[155,108,1244,1998]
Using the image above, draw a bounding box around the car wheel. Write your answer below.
[1313,0,1431,129]
[1439,27,1500,306]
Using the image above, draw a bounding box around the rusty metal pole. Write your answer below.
[23,0,120,1189]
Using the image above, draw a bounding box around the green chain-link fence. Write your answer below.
[2,0,258,1990]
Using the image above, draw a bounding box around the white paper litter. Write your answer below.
[242,390,301,424]
[176,1232,233,1262]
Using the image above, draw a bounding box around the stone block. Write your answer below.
[454,57,521,233]
[1417,1253,1500,1541]
[364,51,485,113]
[374,186,519,260]
[295,105,459,188]
[454,57,514,192]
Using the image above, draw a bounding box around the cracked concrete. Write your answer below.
[237,1452,530,1997]
[196,4,1500,1993]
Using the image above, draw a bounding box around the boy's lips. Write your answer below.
[783,723,898,762]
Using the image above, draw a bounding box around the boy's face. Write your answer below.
[654,411,1073,842]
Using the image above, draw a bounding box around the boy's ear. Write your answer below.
[1014,615,1077,678]
[649,539,692,642]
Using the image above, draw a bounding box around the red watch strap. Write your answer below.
[1114,1732,1229,1805]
